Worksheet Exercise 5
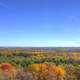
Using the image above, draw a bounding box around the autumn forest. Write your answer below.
[0,47,80,80]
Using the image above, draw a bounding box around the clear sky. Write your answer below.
[0,0,80,47]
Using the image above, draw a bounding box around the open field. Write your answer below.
[0,47,80,80]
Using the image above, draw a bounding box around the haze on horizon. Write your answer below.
[0,0,80,47]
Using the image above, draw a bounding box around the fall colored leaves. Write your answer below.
[28,63,65,80]
[0,63,65,80]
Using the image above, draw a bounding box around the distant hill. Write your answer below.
[0,47,80,52]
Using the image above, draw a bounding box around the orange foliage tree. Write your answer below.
[27,63,65,80]
[49,65,65,80]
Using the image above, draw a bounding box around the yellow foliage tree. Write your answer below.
[27,63,65,80]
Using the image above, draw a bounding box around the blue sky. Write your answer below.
[0,0,80,47]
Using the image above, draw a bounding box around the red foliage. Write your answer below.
[0,63,12,72]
